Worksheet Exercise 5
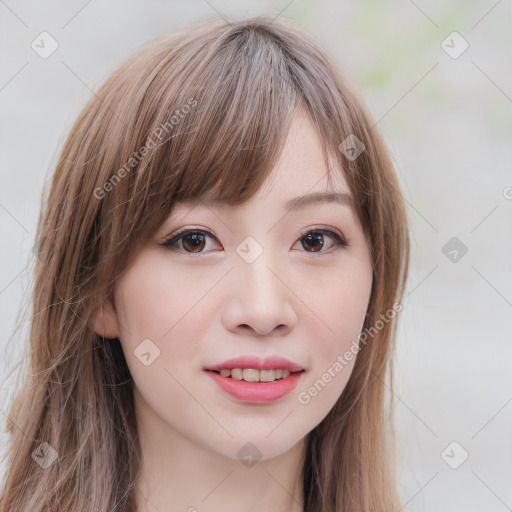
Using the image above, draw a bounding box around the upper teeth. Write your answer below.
[219,368,292,382]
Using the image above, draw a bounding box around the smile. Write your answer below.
[213,368,296,382]
[204,369,304,404]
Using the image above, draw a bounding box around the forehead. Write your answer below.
[279,106,349,186]
[169,106,355,218]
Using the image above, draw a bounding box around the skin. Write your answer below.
[93,107,373,512]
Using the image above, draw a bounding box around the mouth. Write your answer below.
[203,364,305,404]
[206,368,304,383]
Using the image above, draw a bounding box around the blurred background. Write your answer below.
[1,0,511,509]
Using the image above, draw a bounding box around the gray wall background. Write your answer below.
[1,0,511,510]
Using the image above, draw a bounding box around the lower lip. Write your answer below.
[205,370,303,404]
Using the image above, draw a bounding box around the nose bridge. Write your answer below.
[225,234,296,335]
[236,237,283,306]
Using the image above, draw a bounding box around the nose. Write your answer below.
[221,252,298,337]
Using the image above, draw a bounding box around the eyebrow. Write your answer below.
[283,192,355,213]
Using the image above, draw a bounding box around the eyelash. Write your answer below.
[161,227,349,255]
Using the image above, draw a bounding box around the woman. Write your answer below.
[0,15,410,512]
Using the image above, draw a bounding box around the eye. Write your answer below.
[162,227,349,255]
[294,228,349,253]
[161,228,220,254]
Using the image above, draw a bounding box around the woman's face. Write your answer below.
[97,108,373,461]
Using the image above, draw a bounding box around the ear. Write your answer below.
[92,299,120,339]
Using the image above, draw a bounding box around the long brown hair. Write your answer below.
[0,15,409,511]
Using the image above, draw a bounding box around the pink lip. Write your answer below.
[205,370,303,404]
[204,356,304,373]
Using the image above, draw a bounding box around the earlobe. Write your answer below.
[92,300,120,339]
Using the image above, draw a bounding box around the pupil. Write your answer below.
[183,233,205,252]
[303,233,323,252]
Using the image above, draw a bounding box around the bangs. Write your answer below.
[102,17,370,251]
[148,25,299,205]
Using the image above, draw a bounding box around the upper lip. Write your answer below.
[204,356,304,373]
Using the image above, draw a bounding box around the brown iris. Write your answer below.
[301,232,324,252]
[181,233,207,252]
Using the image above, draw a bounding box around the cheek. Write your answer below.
[117,256,213,329]
[303,251,372,347]
[113,257,219,372]
[113,259,218,420]
[295,252,372,409]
